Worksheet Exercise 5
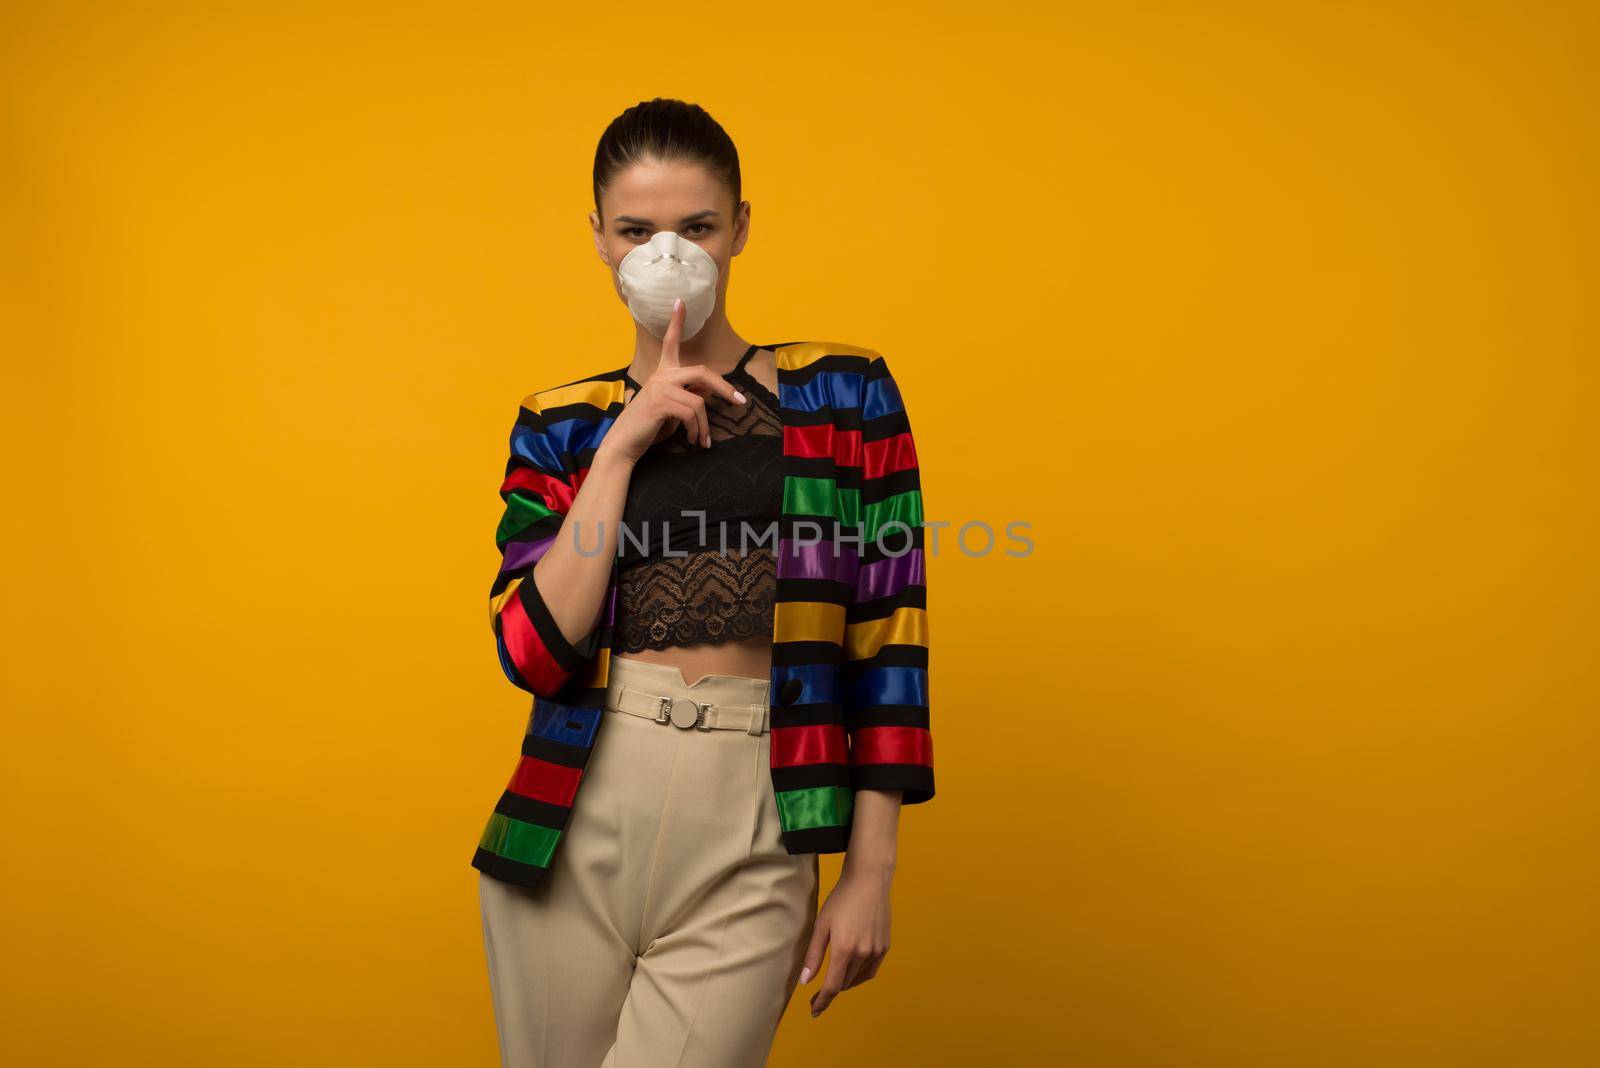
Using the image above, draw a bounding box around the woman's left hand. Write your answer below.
[799,859,895,1016]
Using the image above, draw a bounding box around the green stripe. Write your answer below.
[775,784,854,832]
[864,488,923,543]
[478,812,561,869]
[835,488,860,531]
[496,490,559,545]
[783,476,841,520]
[782,479,922,547]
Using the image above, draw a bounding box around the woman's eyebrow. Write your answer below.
[613,210,721,226]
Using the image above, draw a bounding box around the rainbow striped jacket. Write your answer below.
[472,341,934,890]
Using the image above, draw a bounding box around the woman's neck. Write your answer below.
[629,319,751,381]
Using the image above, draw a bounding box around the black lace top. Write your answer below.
[613,344,783,653]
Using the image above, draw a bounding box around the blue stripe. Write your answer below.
[771,663,842,707]
[780,369,866,414]
[529,698,601,748]
[848,665,927,708]
[510,422,566,471]
[513,414,620,471]
[863,373,906,421]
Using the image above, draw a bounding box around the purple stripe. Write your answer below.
[854,549,924,603]
[778,537,858,584]
[500,534,556,575]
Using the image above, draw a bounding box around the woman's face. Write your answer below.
[590,157,749,321]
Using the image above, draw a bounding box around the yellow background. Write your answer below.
[3,2,1595,1064]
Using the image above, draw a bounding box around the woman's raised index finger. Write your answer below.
[658,297,685,368]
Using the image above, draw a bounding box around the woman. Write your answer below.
[475,97,935,1067]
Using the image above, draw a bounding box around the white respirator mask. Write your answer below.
[613,230,720,341]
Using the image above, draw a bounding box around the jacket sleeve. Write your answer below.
[843,352,935,804]
[488,394,600,698]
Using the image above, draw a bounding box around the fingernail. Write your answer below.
[733,390,747,404]
[674,297,682,310]
[799,966,812,984]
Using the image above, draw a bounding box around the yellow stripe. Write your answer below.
[776,341,880,372]
[490,576,524,629]
[844,606,929,660]
[774,600,847,644]
[535,376,627,413]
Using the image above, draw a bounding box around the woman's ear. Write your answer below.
[730,199,752,257]
[589,209,614,267]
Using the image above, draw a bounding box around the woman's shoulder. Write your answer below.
[767,340,881,373]
[770,342,907,402]
[518,365,631,420]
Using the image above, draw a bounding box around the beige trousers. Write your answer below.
[479,656,821,1068]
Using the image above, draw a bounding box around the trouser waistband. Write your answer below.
[605,655,772,734]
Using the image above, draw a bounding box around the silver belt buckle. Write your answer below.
[656,695,712,730]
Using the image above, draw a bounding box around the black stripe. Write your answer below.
[860,466,920,506]
[768,699,846,728]
[846,584,927,619]
[786,454,847,481]
[494,790,574,828]
[775,577,851,607]
[775,514,854,541]
[843,704,931,730]
[842,642,929,673]
[780,825,851,855]
[778,405,845,428]
[472,847,552,889]
[771,761,852,793]
[537,365,631,396]
[776,352,872,388]
[862,408,912,443]
[769,639,844,668]
[858,524,926,564]
[538,400,618,429]
[850,763,935,803]
[546,684,609,709]
[519,731,593,769]
[513,405,548,432]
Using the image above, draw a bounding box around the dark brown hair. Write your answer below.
[592,97,742,214]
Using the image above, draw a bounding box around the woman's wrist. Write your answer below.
[843,788,902,882]
[842,851,897,883]
[592,437,638,472]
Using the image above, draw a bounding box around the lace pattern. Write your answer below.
[613,347,783,653]
[615,547,777,652]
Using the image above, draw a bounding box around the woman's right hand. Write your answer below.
[600,297,748,466]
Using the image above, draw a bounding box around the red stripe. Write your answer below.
[849,725,932,766]
[771,722,849,768]
[501,467,575,513]
[785,424,861,467]
[507,755,583,807]
[499,595,568,696]
[862,431,918,481]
